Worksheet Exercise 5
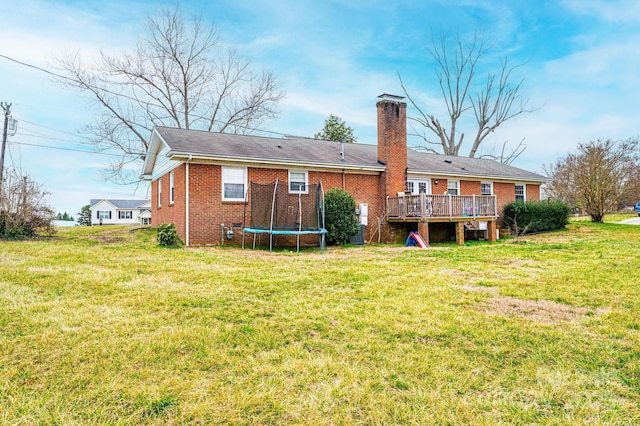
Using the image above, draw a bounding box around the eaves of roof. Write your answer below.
[167,151,386,172]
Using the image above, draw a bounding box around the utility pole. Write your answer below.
[0,102,12,196]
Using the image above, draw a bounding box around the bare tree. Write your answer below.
[618,162,640,210]
[54,7,285,184]
[0,170,55,238]
[399,31,535,163]
[544,138,639,223]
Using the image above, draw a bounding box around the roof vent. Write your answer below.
[444,159,452,164]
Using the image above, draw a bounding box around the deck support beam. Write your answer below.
[455,222,465,245]
[418,222,429,245]
[488,220,497,242]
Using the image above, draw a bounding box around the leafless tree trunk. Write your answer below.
[544,138,639,222]
[54,7,285,184]
[399,31,536,163]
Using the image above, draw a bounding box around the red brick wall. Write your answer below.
[432,178,447,195]
[492,182,541,223]
[461,180,480,195]
[149,161,542,246]
[527,184,540,201]
[151,166,187,242]
[494,181,515,220]
[157,165,383,246]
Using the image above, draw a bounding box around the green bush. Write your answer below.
[324,188,359,245]
[503,200,570,234]
[157,223,181,247]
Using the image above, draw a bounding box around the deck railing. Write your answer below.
[386,194,497,221]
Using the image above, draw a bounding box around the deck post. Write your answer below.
[418,221,429,245]
[455,221,465,245]
[472,194,476,219]
[488,220,497,242]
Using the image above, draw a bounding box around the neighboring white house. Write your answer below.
[89,199,151,226]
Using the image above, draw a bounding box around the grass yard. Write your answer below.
[2,221,640,425]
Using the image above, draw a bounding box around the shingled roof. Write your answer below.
[90,199,150,209]
[144,126,546,182]
[150,126,383,170]
[408,153,546,181]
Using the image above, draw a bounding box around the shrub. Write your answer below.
[503,200,570,235]
[157,223,181,247]
[0,171,55,239]
[324,188,359,245]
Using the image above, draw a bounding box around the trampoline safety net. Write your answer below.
[243,179,327,251]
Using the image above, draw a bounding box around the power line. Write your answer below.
[8,140,143,157]
[19,118,90,139]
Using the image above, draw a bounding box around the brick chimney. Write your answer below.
[377,94,407,197]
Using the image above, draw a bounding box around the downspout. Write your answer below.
[185,154,192,247]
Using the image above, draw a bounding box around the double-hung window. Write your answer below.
[447,180,459,195]
[97,211,111,220]
[222,167,247,201]
[515,184,526,202]
[169,171,175,204]
[481,182,493,196]
[288,170,308,194]
[118,210,133,219]
[157,179,162,208]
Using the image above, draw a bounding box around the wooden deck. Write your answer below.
[386,194,497,222]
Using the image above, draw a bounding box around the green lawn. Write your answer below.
[1,222,640,425]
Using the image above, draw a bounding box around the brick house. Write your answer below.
[140,95,546,247]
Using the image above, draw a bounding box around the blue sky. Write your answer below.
[1,0,639,216]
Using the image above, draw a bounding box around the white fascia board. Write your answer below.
[407,169,548,184]
[141,128,171,177]
[169,152,385,173]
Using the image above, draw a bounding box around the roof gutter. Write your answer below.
[407,169,548,184]
[168,152,386,173]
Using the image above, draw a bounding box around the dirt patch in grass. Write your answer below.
[89,229,138,244]
[478,295,604,325]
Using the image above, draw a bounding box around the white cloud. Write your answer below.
[562,0,640,24]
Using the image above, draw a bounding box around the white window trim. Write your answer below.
[157,179,162,208]
[288,170,309,194]
[481,181,493,196]
[118,210,133,220]
[447,180,459,195]
[222,166,247,201]
[515,184,526,202]
[169,171,175,204]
